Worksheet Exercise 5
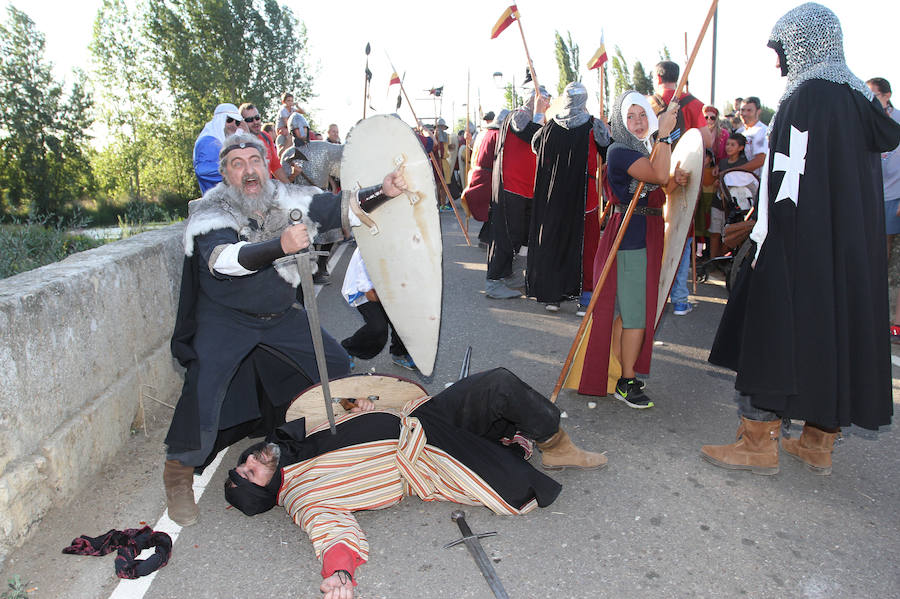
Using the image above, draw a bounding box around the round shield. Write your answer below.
[656,127,704,324]
[341,115,443,376]
[285,373,428,432]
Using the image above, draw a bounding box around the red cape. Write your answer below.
[578,181,665,397]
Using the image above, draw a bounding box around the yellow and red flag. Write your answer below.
[389,72,401,87]
[490,5,519,39]
[587,32,608,70]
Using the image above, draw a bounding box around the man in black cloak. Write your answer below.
[527,82,610,312]
[701,2,900,476]
[484,81,550,299]
[165,132,408,525]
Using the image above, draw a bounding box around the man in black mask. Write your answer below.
[224,368,606,598]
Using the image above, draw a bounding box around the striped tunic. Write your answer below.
[277,396,538,564]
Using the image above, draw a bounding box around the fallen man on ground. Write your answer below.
[224,367,605,598]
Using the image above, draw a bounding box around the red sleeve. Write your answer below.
[260,132,280,176]
[321,544,366,585]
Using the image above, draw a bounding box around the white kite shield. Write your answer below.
[656,127,703,324]
[285,373,428,432]
[341,114,443,376]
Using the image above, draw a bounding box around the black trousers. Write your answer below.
[340,301,408,359]
[486,190,530,280]
[418,367,560,443]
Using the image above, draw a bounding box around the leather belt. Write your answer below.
[613,204,663,217]
[238,309,289,320]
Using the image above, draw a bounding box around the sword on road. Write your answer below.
[284,208,338,434]
[443,509,509,599]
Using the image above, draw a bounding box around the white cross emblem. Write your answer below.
[772,125,808,206]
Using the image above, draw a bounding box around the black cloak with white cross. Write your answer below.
[709,78,900,430]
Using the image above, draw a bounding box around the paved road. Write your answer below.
[4,211,899,598]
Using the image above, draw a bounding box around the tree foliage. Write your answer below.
[554,31,580,95]
[632,62,654,96]
[610,46,632,98]
[0,6,94,216]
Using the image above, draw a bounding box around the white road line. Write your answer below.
[108,240,351,599]
[892,354,900,368]
[108,448,227,599]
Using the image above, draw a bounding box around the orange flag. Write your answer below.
[490,5,518,39]
[389,72,401,87]
[587,32,608,70]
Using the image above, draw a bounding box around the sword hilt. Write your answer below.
[443,510,498,549]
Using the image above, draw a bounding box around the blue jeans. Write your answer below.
[670,242,691,304]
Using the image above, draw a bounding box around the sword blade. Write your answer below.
[458,346,471,381]
[294,249,337,434]
[449,510,509,599]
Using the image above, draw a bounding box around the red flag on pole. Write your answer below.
[587,32,608,70]
[490,5,519,39]
[389,72,401,87]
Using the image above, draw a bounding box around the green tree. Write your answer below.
[632,61,654,96]
[504,83,520,110]
[0,6,94,216]
[554,31,580,95]
[145,0,313,123]
[610,46,632,98]
[90,0,161,202]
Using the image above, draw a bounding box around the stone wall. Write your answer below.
[0,223,186,564]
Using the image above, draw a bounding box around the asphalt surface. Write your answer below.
[4,209,900,599]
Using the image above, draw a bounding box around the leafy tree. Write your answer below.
[504,83,520,111]
[90,0,161,201]
[145,0,314,123]
[659,45,671,61]
[0,6,94,216]
[632,61,654,96]
[554,31,580,95]
[610,46,632,98]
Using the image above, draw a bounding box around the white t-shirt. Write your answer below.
[341,248,374,307]
[737,121,768,176]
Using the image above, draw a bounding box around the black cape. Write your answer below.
[710,80,900,430]
[526,118,597,302]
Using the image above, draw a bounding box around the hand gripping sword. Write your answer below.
[288,208,338,434]
[443,510,509,599]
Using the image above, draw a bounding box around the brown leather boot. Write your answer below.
[700,417,780,475]
[164,459,199,526]
[781,424,837,475]
[537,429,607,471]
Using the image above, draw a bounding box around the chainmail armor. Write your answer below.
[554,82,590,129]
[768,2,873,134]
[610,90,659,195]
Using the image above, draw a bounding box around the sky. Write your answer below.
[20,0,899,144]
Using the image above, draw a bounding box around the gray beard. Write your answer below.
[222,177,277,218]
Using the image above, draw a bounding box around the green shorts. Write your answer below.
[615,248,647,329]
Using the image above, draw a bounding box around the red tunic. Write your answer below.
[578,179,665,397]
[501,128,537,198]
[582,129,601,291]
[462,128,499,221]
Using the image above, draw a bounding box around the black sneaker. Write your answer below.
[313,271,331,285]
[614,377,654,409]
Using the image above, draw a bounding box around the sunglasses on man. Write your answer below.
[244,115,262,122]
[226,116,243,124]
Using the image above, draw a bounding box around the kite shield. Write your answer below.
[656,127,704,324]
[285,374,428,432]
[341,114,443,376]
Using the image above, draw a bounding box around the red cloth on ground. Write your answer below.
[578,181,665,397]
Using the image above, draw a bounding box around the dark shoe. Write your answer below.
[672,301,693,315]
[391,354,416,370]
[537,429,607,470]
[485,279,521,299]
[575,304,588,317]
[313,271,331,285]
[781,424,837,475]
[613,377,654,409]
[163,459,198,526]
[700,417,780,475]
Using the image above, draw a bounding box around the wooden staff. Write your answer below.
[386,52,471,246]
[464,69,472,234]
[598,64,605,122]
[550,0,720,402]
[514,9,542,102]
[363,42,371,120]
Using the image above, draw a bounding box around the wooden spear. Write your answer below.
[549,0,720,402]
[513,8,542,102]
[363,42,371,120]
[386,52,472,246]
